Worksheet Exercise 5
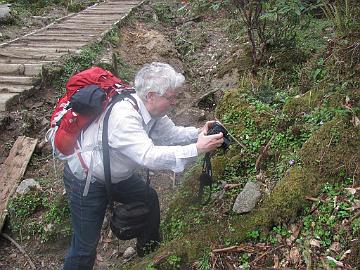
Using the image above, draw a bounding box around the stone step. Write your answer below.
[0,64,42,76]
[0,76,36,86]
[0,93,18,111]
[0,57,53,64]
[0,48,78,60]
[0,84,34,93]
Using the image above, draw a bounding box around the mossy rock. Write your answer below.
[127,114,360,268]
[215,88,248,120]
[227,166,318,239]
[211,155,228,180]
[217,46,253,79]
[128,166,321,269]
[282,89,323,117]
[216,87,275,134]
[300,115,360,181]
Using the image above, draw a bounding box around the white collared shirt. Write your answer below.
[68,94,199,183]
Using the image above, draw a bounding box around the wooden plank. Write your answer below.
[0,63,42,76]
[0,136,38,230]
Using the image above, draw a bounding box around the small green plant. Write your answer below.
[167,254,181,269]
[196,250,211,270]
[351,217,360,235]
[247,230,260,240]
[153,3,172,23]
[145,263,156,270]
[8,188,71,242]
[312,58,327,81]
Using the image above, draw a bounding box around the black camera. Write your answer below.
[207,122,231,150]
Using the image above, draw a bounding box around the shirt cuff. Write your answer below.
[175,143,198,159]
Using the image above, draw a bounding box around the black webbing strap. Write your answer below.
[102,92,150,210]
[197,153,213,205]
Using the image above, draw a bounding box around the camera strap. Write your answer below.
[102,93,150,211]
[197,153,213,205]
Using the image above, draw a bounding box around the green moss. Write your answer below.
[211,155,228,180]
[226,167,317,241]
[282,89,323,116]
[126,112,360,269]
[215,88,246,120]
[300,116,360,181]
[216,46,252,79]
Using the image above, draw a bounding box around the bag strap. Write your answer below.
[197,153,213,205]
[102,92,150,210]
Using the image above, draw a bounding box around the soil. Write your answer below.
[0,1,236,269]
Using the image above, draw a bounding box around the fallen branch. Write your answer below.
[255,134,275,171]
[250,244,285,265]
[224,183,242,191]
[305,196,326,203]
[1,233,36,269]
[212,244,255,253]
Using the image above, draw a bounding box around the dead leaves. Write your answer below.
[344,96,360,127]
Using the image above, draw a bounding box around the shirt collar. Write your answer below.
[133,93,152,125]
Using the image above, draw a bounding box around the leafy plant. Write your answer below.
[167,254,182,269]
[247,230,260,239]
[233,0,305,75]
[153,3,172,23]
[8,188,71,242]
[145,263,157,270]
[321,0,359,36]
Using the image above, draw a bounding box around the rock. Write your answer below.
[16,178,41,195]
[0,4,12,23]
[232,181,261,214]
[102,215,109,230]
[123,247,136,259]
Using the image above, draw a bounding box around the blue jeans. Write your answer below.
[63,164,160,270]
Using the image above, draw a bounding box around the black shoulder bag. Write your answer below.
[102,93,150,240]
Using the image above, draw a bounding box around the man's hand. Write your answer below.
[199,120,217,135]
[196,131,224,154]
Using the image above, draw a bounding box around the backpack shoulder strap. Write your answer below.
[110,91,139,111]
[102,91,147,210]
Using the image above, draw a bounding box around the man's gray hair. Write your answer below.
[134,62,185,100]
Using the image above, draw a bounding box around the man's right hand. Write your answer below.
[196,131,224,154]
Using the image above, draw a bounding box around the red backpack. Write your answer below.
[48,66,135,156]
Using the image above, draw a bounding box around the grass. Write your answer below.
[8,186,71,242]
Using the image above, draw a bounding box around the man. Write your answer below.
[62,62,224,269]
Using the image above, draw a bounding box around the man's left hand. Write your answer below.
[199,120,216,135]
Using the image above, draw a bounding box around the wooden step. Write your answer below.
[0,84,34,93]
[10,42,87,49]
[0,63,42,76]
[0,76,36,86]
[0,57,53,64]
[0,0,142,113]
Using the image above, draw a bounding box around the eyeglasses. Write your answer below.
[153,92,178,103]
[161,93,177,103]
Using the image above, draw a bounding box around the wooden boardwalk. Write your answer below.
[0,0,142,111]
